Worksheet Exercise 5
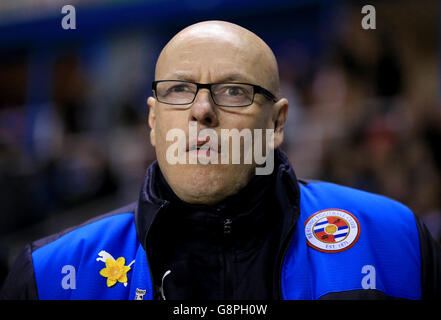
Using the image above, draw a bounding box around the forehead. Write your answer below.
[155,34,268,84]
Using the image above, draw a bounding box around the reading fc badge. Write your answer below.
[305,209,360,253]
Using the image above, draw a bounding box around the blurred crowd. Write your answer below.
[281,3,441,242]
[0,1,440,287]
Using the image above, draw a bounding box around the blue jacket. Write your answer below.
[1,150,440,299]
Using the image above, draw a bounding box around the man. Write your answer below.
[1,21,441,300]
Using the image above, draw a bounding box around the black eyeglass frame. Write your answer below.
[152,80,278,107]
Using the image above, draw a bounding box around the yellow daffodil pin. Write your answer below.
[99,257,131,287]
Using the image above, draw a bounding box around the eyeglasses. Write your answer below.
[152,80,277,107]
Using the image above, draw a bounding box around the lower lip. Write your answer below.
[188,149,210,156]
[187,149,218,157]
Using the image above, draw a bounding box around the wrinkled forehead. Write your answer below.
[158,41,258,78]
[155,23,279,94]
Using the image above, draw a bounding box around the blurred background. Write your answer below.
[0,0,439,288]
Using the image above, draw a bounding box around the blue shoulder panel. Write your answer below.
[32,212,153,300]
[281,181,422,299]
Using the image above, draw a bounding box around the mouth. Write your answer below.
[186,138,220,157]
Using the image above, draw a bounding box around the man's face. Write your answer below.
[148,22,287,205]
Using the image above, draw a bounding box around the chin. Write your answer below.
[166,163,254,205]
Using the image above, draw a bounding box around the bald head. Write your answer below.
[155,20,280,98]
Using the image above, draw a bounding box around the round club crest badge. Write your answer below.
[304,209,360,253]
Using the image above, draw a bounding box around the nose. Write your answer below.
[189,88,219,127]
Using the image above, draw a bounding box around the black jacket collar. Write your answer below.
[135,148,301,251]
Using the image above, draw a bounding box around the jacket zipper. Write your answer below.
[144,201,169,300]
[223,218,233,299]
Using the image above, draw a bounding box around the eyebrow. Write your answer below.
[218,73,251,82]
[173,73,193,81]
[170,72,254,83]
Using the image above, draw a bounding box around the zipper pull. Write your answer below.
[159,270,171,300]
[223,218,232,235]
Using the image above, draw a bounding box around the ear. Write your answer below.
[272,98,288,149]
[147,96,156,147]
